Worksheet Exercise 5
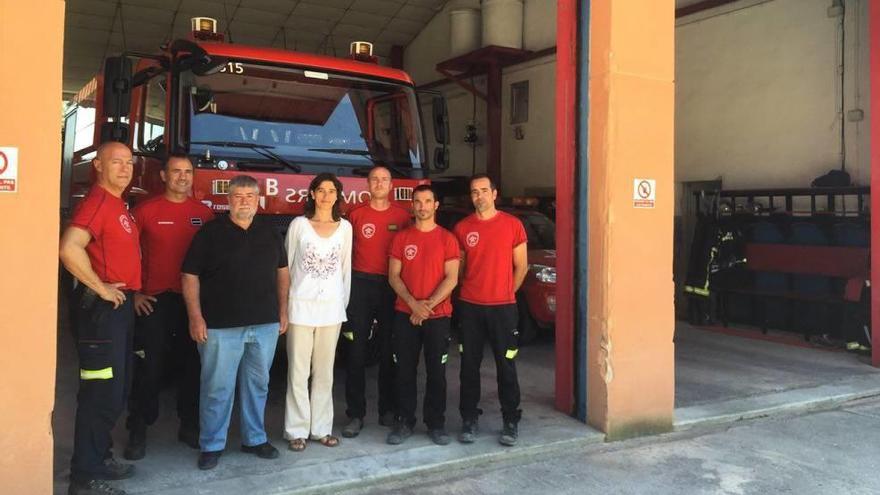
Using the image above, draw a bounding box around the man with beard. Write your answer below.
[386,185,460,446]
[181,175,289,470]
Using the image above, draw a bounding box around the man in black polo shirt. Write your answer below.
[181,175,289,470]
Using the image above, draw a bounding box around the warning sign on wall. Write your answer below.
[0,147,19,193]
[633,178,655,208]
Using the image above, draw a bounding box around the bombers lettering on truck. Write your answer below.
[264,178,372,204]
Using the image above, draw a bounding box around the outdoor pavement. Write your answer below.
[52,322,880,494]
[347,397,880,495]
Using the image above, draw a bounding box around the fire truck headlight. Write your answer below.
[533,265,556,284]
[216,160,229,171]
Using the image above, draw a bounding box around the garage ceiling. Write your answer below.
[675,0,708,7]
[63,0,447,98]
[63,0,716,99]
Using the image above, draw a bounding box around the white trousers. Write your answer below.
[284,323,342,440]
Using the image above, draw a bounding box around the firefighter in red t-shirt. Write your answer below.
[60,142,141,494]
[385,185,460,446]
[123,154,214,461]
[453,174,529,447]
[341,166,411,438]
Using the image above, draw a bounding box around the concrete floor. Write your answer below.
[52,331,596,495]
[349,398,880,495]
[52,323,880,494]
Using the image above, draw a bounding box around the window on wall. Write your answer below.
[510,80,529,124]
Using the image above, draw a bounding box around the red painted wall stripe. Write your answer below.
[870,0,880,367]
[555,0,577,413]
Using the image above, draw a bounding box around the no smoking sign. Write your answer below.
[0,147,19,193]
[633,178,655,209]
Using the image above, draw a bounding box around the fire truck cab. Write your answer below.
[61,18,449,222]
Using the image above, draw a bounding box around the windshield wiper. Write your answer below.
[190,141,301,173]
[308,147,373,156]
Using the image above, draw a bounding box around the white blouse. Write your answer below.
[285,216,352,327]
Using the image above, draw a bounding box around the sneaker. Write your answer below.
[177,426,200,450]
[68,479,126,495]
[458,419,479,444]
[342,417,364,438]
[378,411,396,427]
[240,442,279,459]
[386,422,413,445]
[123,431,146,461]
[93,458,134,480]
[427,428,451,446]
[197,451,222,470]
[499,421,518,446]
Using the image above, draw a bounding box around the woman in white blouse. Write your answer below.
[284,173,352,451]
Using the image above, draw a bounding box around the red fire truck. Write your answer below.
[61,18,448,221]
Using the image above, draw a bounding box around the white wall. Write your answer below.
[500,55,556,195]
[676,0,871,190]
[406,0,557,195]
[408,0,871,198]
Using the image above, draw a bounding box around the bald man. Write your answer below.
[60,141,140,495]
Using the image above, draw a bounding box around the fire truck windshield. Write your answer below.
[180,62,426,175]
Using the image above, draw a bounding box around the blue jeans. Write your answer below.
[198,323,278,452]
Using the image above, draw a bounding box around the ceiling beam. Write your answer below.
[675,0,741,18]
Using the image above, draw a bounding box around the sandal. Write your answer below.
[315,435,339,447]
[288,438,307,452]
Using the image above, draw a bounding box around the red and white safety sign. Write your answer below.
[0,147,19,193]
[633,178,655,208]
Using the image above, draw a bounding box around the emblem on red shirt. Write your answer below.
[119,214,133,234]
[404,244,418,260]
[362,223,376,239]
[466,232,479,247]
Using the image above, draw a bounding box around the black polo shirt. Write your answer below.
[182,215,287,329]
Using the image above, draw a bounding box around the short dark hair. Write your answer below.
[367,165,391,178]
[469,173,496,191]
[304,173,344,221]
[412,184,436,201]
[165,152,192,170]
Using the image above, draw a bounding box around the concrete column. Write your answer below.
[871,0,879,368]
[0,0,64,491]
[586,0,676,439]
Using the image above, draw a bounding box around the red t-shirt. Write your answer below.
[453,211,527,305]
[390,225,460,318]
[348,203,411,275]
[69,185,142,290]
[132,195,214,295]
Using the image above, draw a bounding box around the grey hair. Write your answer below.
[228,175,260,194]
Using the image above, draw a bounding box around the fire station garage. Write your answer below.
[0,0,879,493]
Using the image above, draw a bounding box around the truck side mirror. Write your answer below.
[101,57,133,144]
[434,147,450,171]
[431,96,449,171]
[432,96,449,144]
[103,56,133,120]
